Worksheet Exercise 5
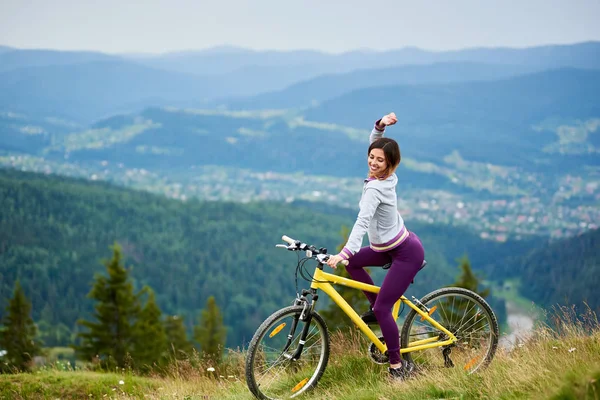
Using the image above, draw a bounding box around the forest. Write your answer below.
[0,168,532,349]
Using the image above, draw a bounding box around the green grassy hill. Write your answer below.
[1,306,599,399]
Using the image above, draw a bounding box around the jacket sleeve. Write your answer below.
[369,119,385,144]
[339,187,381,259]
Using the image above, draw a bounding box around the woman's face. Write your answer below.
[368,148,387,176]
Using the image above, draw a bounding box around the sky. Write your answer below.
[1,0,600,54]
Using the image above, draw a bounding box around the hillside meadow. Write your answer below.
[1,305,599,399]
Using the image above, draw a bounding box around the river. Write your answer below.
[499,300,535,350]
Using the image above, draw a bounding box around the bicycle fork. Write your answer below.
[284,290,318,361]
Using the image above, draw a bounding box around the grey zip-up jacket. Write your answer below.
[339,123,407,260]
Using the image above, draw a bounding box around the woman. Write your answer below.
[327,112,425,379]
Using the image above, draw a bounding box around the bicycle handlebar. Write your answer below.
[282,235,295,245]
[278,235,349,267]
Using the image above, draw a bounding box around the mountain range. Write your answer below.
[1,45,598,241]
[1,41,599,122]
[5,68,597,184]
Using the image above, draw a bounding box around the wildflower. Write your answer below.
[119,380,125,385]
[568,347,576,353]
[552,346,558,350]
[206,367,215,372]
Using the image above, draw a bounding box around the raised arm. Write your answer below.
[369,112,398,144]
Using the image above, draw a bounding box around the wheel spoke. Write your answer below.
[246,306,330,399]
[400,289,498,374]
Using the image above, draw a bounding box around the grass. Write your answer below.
[1,306,599,399]
[0,370,158,399]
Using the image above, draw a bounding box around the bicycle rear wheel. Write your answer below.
[245,305,330,400]
[400,287,499,374]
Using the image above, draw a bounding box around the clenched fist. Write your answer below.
[380,112,398,127]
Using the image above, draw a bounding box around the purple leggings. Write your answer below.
[345,232,425,365]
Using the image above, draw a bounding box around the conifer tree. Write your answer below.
[320,226,370,330]
[164,315,194,360]
[0,281,42,372]
[194,296,226,363]
[453,255,490,298]
[75,244,140,368]
[445,255,491,337]
[132,288,168,372]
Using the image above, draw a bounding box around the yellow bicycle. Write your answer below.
[245,235,499,400]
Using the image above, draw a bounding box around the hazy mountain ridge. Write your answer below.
[0,60,219,123]
[0,45,14,54]
[0,48,123,73]
[8,68,598,173]
[129,41,600,75]
[226,62,546,110]
[1,41,599,123]
[304,68,600,168]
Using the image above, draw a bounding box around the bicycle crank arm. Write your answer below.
[442,346,454,368]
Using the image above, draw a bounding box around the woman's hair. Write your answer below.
[368,138,401,179]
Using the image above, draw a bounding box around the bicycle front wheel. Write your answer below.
[245,305,330,400]
[400,287,499,374]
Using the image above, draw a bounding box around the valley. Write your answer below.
[2,142,598,241]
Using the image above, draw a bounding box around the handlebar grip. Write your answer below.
[281,235,295,245]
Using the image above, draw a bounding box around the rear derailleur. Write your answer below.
[440,333,455,368]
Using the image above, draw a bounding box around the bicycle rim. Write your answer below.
[401,287,498,374]
[246,306,330,399]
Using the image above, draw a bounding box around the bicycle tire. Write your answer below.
[400,287,499,374]
[245,305,330,399]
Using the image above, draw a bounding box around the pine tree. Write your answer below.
[164,315,194,360]
[320,226,370,330]
[453,255,490,298]
[194,296,226,363]
[444,255,491,338]
[131,288,168,372]
[75,244,141,368]
[0,280,42,372]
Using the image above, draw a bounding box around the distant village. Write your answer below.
[3,154,599,241]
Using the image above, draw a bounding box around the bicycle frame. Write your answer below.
[310,267,458,354]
